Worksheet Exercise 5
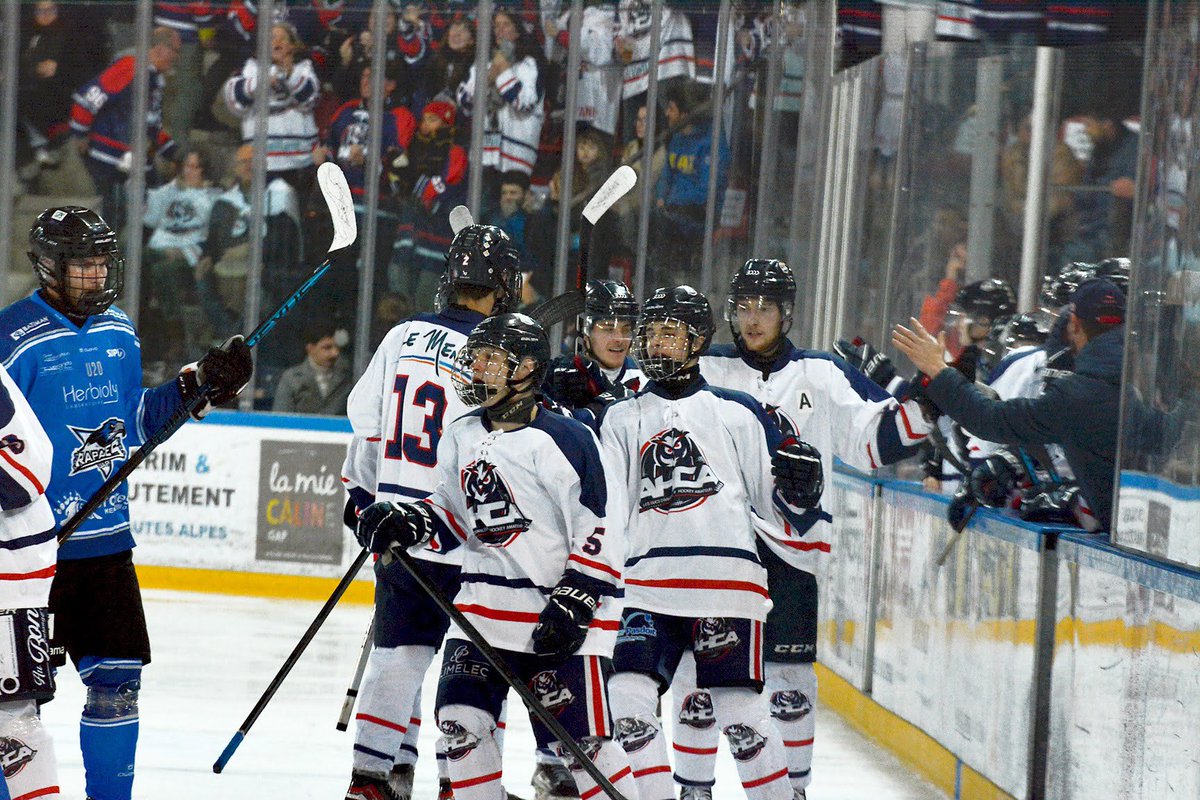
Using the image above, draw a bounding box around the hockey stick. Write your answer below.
[214,545,371,773]
[449,204,474,235]
[336,617,376,731]
[532,166,637,328]
[56,163,356,547]
[389,546,631,800]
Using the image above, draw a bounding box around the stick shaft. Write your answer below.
[213,546,370,773]
[336,617,375,731]
[391,547,629,800]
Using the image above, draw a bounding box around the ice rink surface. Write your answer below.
[41,590,947,799]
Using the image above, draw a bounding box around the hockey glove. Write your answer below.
[356,501,437,554]
[900,372,942,424]
[947,486,979,533]
[532,571,602,661]
[1019,483,1099,530]
[772,438,824,509]
[833,338,897,391]
[178,335,253,417]
[968,451,1023,507]
[543,356,604,407]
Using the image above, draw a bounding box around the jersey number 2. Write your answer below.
[385,375,447,466]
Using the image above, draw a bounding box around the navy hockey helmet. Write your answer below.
[28,205,124,317]
[438,224,522,314]
[583,279,639,331]
[955,278,1016,321]
[633,285,715,381]
[1039,262,1096,310]
[998,312,1050,349]
[725,258,797,336]
[453,313,551,407]
[1094,257,1131,293]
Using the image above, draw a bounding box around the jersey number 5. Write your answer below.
[385,375,447,466]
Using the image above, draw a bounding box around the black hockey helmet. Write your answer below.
[725,258,797,336]
[438,224,522,314]
[583,279,639,330]
[997,312,1050,349]
[633,285,715,380]
[453,312,551,407]
[28,205,124,317]
[1039,262,1096,310]
[955,278,1016,321]
[1094,257,1131,293]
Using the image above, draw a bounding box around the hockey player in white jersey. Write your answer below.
[354,314,639,800]
[542,280,644,414]
[341,225,522,800]
[598,285,825,800]
[0,363,59,800]
[667,260,934,800]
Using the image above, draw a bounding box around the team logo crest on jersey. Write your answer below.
[461,459,532,546]
[764,404,798,439]
[67,417,127,477]
[693,618,740,662]
[678,692,715,729]
[438,721,481,761]
[0,736,36,779]
[614,717,657,752]
[723,723,768,761]
[638,428,723,513]
[529,671,574,716]
[770,690,812,722]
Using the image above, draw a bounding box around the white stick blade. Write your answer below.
[318,162,357,251]
[449,205,474,235]
[582,165,637,224]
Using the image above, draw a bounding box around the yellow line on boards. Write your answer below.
[135,564,375,605]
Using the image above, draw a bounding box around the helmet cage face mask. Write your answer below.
[29,217,125,318]
[633,316,704,381]
[724,294,794,338]
[453,344,529,407]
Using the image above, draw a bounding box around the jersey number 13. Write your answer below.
[385,374,447,467]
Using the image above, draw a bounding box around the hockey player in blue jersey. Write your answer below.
[664,261,933,800]
[542,280,644,412]
[355,313,639,800]
[0,206,253,800]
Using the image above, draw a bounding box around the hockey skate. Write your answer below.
[346,769,402,800]
[438,777,454,800]
[532,762,580,800]
[679,787,712,800]
[388,763,414,800]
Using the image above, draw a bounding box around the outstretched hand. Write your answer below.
[892,318,950,379]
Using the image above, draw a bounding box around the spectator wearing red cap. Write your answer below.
[892,277,1128,532]
[391,97,468,310]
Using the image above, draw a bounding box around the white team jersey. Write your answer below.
[0,363,56,609]
[423,409,624,656]
[967,347,1073,479]
[601,357,646,394]
[342,308,485,564]
[618,5,696,99]
[701,343,932,571]
[598,379,812,622]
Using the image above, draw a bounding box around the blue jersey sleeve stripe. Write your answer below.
[530,413,607,518]
[875,407,915,464]
[799,350,893,402]
[625,545,763,568]
[0,526,56,550]
[704,384,784,451]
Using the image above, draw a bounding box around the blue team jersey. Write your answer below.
[0,292,183,560]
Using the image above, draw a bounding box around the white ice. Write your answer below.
[41,590,946,799]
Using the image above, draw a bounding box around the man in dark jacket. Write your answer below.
[893,279,1126,531]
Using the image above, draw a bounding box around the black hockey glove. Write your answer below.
[1019,483,1090,527]
[833,338,897,390]
[772,438,824,509]
[900,372,941,424]
[178,335,253,417]
[532,571,602,661]
[968,451,1023,507]
[543,356,604,407]
[356,501,437,554]
[946,486,979,533]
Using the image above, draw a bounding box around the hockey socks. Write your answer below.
[670,653,718,792]
[561,737,638,800]
[765,662,816,791]
[78,657,141,800]
[0,699,59,800]
[710,687,792,800]
[437,704,505,800]
[610,672,674,800]
[354,645,436,776]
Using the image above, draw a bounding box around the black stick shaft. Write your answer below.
[576,218,594,292]
[391,547,629,800]
[214,546,371,773]
[336,617,375,731]
[56,256,337,546]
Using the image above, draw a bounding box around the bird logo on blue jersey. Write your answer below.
[638,428,723,513]
[67,417,127,478]
[764,404,798,440]
[460,459,532,546]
